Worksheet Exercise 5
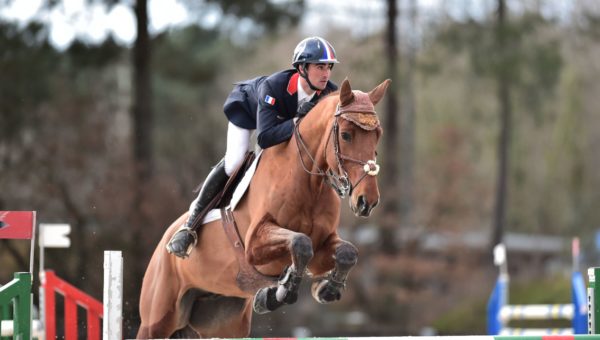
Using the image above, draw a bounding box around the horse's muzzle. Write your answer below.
[351,195,378,217]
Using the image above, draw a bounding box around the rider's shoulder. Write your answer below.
[263,69,296,87]
[235,75,268,85]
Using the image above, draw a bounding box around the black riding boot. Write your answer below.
[166,160,229,258]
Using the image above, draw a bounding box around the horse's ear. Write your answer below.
[368,79,392,106]
[339,78,354,107]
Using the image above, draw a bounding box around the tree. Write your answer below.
[132,0,153,180]
[399,0,417,229]
[431,2,562,249]
[381,0,400,254]
[490,0,510,249]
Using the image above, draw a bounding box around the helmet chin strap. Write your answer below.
[299,64,321,92]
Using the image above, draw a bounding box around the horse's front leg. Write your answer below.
[248,221,314,314]
[309,236,358,304]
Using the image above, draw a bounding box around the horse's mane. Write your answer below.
[312,90,341,117]
[322,90,340,102]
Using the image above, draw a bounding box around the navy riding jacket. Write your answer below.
[222,69,338,149]
[223,75,267,130]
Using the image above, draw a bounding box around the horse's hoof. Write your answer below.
[275,284,298,304]
[312,279,342,304]
[253,287,282,314]
[275,266,302,304]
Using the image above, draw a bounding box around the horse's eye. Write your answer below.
[341,132,352,142]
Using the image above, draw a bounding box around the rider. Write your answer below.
[166,36,340,258]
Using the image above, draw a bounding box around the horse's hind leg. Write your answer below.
[310,238,358,304]
[249,222,314,314]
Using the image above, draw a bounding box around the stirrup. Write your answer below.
[166,226,198,258]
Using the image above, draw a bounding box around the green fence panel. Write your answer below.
[0,272,32,340]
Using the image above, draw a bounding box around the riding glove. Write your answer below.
[297,101,315,118]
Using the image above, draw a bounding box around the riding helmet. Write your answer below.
[292,37,339,68]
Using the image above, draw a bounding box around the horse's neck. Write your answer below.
[242,103,339,228]
[286,106,333,193]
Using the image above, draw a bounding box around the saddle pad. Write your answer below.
[201,150,263,224]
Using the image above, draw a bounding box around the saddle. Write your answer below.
[190,151,256,230]
[187,152,277,292]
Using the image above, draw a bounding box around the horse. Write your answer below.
[137,78,390,339]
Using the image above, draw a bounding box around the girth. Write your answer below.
[220,207,277,293]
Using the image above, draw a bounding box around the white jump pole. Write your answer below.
[103,250,123,340]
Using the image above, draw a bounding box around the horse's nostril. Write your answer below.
[357,196,368,214]
[357,195,366,207]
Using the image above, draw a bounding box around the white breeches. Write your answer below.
[224,122,254,176]
[188,122,254,214]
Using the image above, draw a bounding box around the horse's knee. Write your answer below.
[335,242,358,270]
[291,234,314,266]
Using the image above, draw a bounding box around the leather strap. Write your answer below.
[220,207,245,258]
[191,151,256,230]
[220,207,276,293]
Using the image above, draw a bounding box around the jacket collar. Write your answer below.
[287,71,322,96]
[287,72,300,95]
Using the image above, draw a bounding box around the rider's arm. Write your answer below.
[256,81,295,149]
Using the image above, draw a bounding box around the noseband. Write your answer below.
[294,104,380,198]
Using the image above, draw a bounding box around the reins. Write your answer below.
[293,103,380,198]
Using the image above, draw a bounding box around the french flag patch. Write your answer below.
[264,95,276,106]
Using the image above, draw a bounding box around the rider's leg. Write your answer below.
[166,122,252,258]
[223,122,253,177]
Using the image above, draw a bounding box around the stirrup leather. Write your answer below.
[166,226,198,258]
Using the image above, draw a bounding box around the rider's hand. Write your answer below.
[297,101,315,118]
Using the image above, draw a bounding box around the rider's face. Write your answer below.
[305,63,333,91]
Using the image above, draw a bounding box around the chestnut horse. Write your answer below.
[137,78,390,339]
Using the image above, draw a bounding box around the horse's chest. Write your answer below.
[283,214,335,241]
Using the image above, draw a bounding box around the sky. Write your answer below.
[0,0,440,50]
[0,0,573,51]
[0,0,188,49]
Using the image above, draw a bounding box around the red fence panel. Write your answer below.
[41,270,103,340]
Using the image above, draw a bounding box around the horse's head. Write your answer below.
[325,78,390,217]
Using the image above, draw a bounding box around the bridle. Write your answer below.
[293,104,380,198]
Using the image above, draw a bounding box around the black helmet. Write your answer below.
[292,37,339,68]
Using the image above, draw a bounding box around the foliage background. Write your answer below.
[2,0,600,337]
